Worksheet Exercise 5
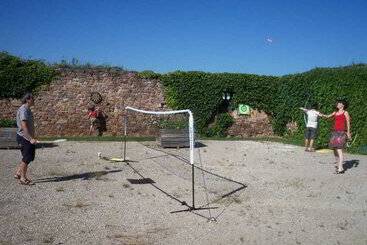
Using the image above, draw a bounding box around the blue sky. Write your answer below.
[1,0,366,75]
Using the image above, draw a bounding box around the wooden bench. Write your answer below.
[0,128,19,149]
[159,128,190,148]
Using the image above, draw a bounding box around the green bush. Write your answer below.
[161,71,278,134]
[274,65,367,152]
[0,52,57,98]
[0,119,16,128]
[137,70,162,79]
[206,113,234,137]
[1,52,365,152]
[158,118,188,129]
[160,65,367,152]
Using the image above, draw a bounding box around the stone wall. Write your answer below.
[227,109,273,137]
[0,68,166,136]
[0,68,274,137]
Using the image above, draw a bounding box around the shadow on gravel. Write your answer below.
[127,178,155,184]
[343,159,359,172]
[34,169,122,183]
[126,162,246,221]
[36,142,58,149]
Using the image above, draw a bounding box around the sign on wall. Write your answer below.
[238,104,251,115]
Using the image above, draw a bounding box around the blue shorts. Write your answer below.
[16,135,35,164]
[304,127,317,140]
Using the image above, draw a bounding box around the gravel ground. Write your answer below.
[0,140,366,245]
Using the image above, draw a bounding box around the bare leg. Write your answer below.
[336,149,344,172]
[309,139,315,151]
[304,139,309,151]
[14,164,21,178]
[333,149,339,168]
[19,161,31,183]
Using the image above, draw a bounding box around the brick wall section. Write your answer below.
[0,68,166,136]
[0,68,274,137]
[0,99,21,120]
[227,110,273,137]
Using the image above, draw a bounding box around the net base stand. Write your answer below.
[170,202,218,214]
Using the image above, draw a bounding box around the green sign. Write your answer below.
[238,104,250,115]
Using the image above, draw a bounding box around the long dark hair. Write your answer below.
[335,99,348,110]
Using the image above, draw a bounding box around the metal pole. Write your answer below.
[123,114,127,162]
[192,163,195,210]
[188,111,195,210]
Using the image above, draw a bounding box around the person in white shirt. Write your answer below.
[300,103,324,152]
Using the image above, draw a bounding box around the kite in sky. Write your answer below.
[266,37,273,44]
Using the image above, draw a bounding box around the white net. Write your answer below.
[125,106,194,165]
[123,107,246,216]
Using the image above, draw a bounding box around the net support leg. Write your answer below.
[188,111,195,210]
[192,163,195,210]
[123,114,127,162]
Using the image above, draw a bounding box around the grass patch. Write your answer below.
[285,178,305,189]
[55,187,65,192]
[42,236,55,244]
[214,196,242,205]
[122,183,130,188]
[200,135,367,155]
[0,241,12,245]
[63,201,89,209]
[40,136,155,142]
[40,135,366,155]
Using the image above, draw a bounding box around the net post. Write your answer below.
[123,112,127,162]
[192,163,195,210]
[188,111,195,209]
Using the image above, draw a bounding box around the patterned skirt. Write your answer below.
[329,131,346,149]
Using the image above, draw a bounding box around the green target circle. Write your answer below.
[238,104,250,115]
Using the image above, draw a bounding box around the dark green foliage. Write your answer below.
[0,119,17,127]
[161,65,367,152]
[274,65,367,152]
[161,71,278,134]
[53,58,127,72]
[0,52,56,98]
[206,113,234,137]
[137,70,162,79]
[158,118,188,129]
[1,52,365,152]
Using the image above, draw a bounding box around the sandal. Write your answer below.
[19,179,34,185]
[15,174,32,182]
[335,169,345,174]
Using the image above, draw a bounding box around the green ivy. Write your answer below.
[274,65,367,152]
[0,52,56,98]
[137,70,162,79]
[160,65,367,152]
[0,119,16,128]
[161,71,278,134]
[206,113,234,137]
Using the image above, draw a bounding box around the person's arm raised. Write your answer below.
[299,107,307,112]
